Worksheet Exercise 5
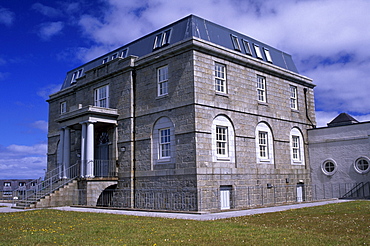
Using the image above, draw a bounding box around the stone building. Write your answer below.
[44,15,316,212]
[308,113,370,199]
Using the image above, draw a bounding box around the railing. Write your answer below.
[13,163,80,207]
[341,182,370,199]
[80,160,117,178]
[71,183,369,212]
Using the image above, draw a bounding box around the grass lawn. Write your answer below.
[0,200,369,245]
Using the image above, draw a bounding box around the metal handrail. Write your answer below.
[14,162,80,206]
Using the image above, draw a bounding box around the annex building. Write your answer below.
[16,15,317,211]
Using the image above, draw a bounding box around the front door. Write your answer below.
[96,132,109,177]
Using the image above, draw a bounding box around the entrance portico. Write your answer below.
[56,105,119,178]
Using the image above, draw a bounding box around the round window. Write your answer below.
[321,159,337,176]
[354,157,370,174]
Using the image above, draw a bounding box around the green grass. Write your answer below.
[0,201,369,245]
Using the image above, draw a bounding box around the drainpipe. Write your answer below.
[304,88,316,128]
[131,68,137,208]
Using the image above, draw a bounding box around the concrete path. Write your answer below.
[0,199,352,221]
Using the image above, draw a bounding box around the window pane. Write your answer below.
[160,128,171,158]
[216,126,228,156]
[215,63,226,93]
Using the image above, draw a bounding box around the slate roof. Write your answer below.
[327,113,359,127]
[60,14,299,90]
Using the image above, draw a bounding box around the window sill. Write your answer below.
[215,92,229,97]
[291,109,300,113]
[258,101,268,106]
[216,157,231,161]
[156,94,169,100]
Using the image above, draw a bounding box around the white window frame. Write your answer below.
[159,128,171,159]
[242,39,252,55]
[215,63,226,93]
[94,85,109,108]
[102,57,108,64]
[4,182,11,187]
[255,122,274,164]
[290,85,298,110]
[258,131,268,159]
[216,126,228,157]
[111,53,118,60]
[120,48,128,58]
[152,117,175,166]
[263,48,273,63]
[60,101,67,114]
[290,127,305,165]
[70,69,83,84]
[231,35,241,51]
[354,157,370,174]
[254,44,263,59]
[321,159,337,176]
[257,75,266,102]
[153,29,172,49]
[157,65,168,96]
[212,115,235,162]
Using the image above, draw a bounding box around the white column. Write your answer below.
[80,122,87,178]
[85,121,95,178]
[63,127,70,179]
[58,129,65,179]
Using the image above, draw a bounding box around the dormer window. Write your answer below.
[254,44,263,59]
[111,53,118,60]
[264,48,273,63]
[121,48,128,58]
[242,40,252,55]
[71,69,83,84]
[231,35,241,51]
[153,29,172,50]
[102,57,108,64]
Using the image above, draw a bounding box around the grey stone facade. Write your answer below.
[47,15,316,212]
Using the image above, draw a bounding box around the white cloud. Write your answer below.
[38,21,64,40]
[37,83,62,99]
[32,2,62,18]
[0,144,47,179]
[0,7,15,26]
[31,120,48,133]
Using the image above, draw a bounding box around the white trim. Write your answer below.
[290,127,305,165]
[255,122,274,164]
[212,115,235,162]
[354,156,370,174]
[321,159,337,176]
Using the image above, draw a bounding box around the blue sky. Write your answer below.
[1,0,370,179]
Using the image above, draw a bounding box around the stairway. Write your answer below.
[340,182,370,199]
[12,163,79,209]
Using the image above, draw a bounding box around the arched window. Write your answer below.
[290,127,305,165]
[152,117,175,168]
[212,115,235,162]
[255,122,274,164]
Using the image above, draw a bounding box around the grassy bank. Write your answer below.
[0,200,369,245]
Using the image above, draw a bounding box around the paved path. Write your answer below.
[1,199,352,221]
